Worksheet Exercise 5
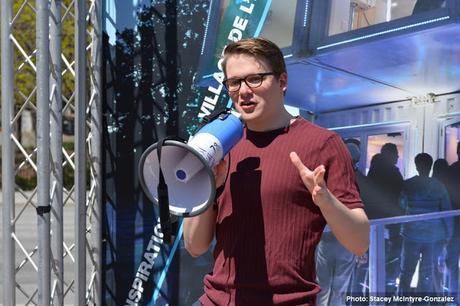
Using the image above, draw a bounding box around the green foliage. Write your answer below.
[0,0,83,108]
[15,173,37,190]
[1,1,93,190]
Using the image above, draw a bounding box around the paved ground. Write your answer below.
[0,190,92,305]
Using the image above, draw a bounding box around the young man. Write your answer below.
[397,153,453,295]
[184,37,369,306]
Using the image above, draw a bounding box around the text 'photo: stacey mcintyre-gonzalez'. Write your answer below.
[346,294,456,304]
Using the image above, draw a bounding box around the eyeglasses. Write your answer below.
[222,72,276,92]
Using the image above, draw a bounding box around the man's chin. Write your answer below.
[240,112,258,122]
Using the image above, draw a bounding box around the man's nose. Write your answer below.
[239,81,252,94]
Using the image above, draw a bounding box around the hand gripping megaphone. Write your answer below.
[138,109,243,222]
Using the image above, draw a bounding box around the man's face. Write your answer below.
[224,54,287,129]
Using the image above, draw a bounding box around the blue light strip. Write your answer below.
[303,0,310,27]
[200,0,214,55]
[317,16,450,50]
[254,0,272,37]
[151,220,184,304]
[328,120,408,131]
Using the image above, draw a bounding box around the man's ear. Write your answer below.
[279,72,288,92]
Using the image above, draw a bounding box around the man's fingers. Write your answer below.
[290,152,311,173]
[314,165,326,186]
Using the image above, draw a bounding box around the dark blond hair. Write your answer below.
[222,37,286,77]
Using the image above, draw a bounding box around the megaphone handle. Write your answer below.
[157,138,172,244]
[157,183,172,243]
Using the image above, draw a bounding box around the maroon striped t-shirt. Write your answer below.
[200,117,363,306]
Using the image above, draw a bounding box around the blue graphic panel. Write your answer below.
[102,1,271,304]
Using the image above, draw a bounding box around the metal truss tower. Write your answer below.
[1,0,102,304]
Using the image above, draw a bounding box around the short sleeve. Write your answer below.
[319,133,364,210]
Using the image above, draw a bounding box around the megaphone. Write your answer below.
[139,109,243,218]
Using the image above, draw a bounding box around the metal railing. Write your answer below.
[368,210,460,305]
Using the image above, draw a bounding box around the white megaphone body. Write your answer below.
[139,109,243,217]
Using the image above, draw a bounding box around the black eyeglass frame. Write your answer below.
[222,72,276,92]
